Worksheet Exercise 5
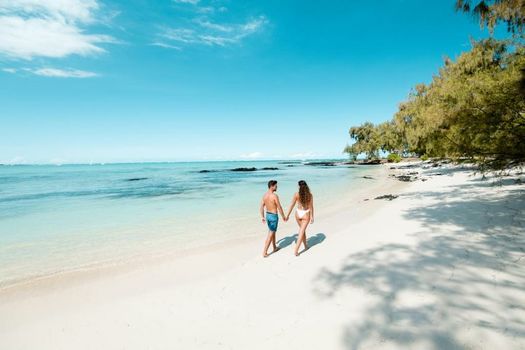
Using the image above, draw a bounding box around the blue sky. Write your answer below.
[0,0,493,164]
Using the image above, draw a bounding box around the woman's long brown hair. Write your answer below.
[298,180,311,208]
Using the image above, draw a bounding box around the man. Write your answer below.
[260,180,287,257]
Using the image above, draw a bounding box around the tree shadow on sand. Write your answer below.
[313,178,525,349]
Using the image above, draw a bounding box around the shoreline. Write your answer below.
[2,162,522,349]
[0,164,403,295]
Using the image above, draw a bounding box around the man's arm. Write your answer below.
[260,198,266,223]
[285,193,297,220]
[275,194,287,221]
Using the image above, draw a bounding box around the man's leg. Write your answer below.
[271,233,280,252]
[263,231,274,257]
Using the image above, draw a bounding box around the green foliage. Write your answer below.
[421,154,429,161]
[344,145,357,161]
[455,0,525,34]
[344,3,525,169]
[345,38,525,169]
[394,38,525,167]
[387,153,402,163]
[347,122,380,159]
[345,121,404,159]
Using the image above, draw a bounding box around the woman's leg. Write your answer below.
[302,225,309,250]
[294,218,309,256]
[301,215,310,250]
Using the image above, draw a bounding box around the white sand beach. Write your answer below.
[1,163,524,350]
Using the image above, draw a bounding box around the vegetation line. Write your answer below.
[345,1,525,169]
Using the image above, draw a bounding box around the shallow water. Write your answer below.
[0,160,379,287]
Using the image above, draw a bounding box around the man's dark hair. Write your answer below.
[268,180,278,188]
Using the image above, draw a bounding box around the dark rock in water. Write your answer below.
[286,165,295,167]
[363,176,374,179]
[199,170,219,173]
[374,194,398,201]
[279,161,301,164]
[305,162,336,166]
[126,177,148,181]
[421,178,428,182]
[261,167,279,171]
[231,167,257,172]
[343,161,355,165]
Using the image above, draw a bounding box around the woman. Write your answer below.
[285,180,314,256]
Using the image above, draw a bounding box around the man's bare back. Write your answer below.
[262,191,279,213]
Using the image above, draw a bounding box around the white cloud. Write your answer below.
[3,156,26,165]
[198,34,234,46]
[0,0,114,60]
[1,66,97,77]
[196,6,215,14]
[30,67,98,78]
[160,16,267,48]
[156,1,267,49]
[151,42,182,50]
[195,18,232,32]
[240,152,264,159]
[289,152,322,159]
[0,0,99,22]
[162,28,199,45]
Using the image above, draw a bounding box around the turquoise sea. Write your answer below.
[0,160,378,287]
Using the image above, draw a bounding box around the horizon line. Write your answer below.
[0,157,351,166]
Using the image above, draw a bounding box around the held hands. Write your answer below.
[283,215,289,222]
[261,217,266,224]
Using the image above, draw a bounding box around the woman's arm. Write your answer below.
[275,194,287,221]
[285,193,297,220]
[310,194,314,223]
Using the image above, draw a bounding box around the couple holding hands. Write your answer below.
[259,180,314,257]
